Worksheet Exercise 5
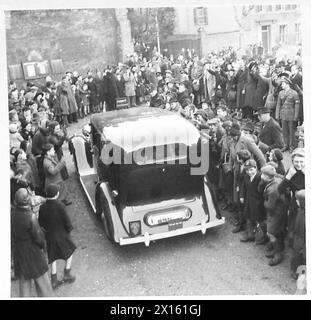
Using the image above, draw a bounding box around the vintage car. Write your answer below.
[69,107,225,246]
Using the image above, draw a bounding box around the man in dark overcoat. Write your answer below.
[87,75,100,113]
[235,62,248,110]
[243,61,258,120]
[257,107,284,154]
[38,183,76,289]
[252,65,269,111]
[31,119,50,157]
[103,67,120,111]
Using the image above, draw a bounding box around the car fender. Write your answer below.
[97,182,129,243]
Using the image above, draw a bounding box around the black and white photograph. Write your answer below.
[1,0,310,299]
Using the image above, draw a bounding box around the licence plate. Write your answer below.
[168,218,183,231]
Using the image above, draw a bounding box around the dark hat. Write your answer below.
[243,122,255,133]
[229,122,241,137]
[271,148,283,161]
[257,107,270,115]
[280,76,292,85]
[14,188,30,206]
[279,72,292,85]
[27,82,35,87]
[278,71,290,78]
[46,183,60,198]
[244,159,257,169]
[261,163,276,177]
[42,143,54,153]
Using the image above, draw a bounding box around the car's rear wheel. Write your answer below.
[98,194,114,242]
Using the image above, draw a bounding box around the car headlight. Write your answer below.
[129,221,141,237]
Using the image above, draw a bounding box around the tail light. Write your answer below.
[129,221,141,237]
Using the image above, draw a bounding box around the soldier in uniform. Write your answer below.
[275,74,300,153]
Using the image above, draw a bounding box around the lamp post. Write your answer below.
[198,27,202,58]
[155,8,161,54]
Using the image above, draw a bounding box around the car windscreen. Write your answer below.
[118,163,203,207]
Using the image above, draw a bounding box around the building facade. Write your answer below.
[163,4,301,57]
[240,4,301,53]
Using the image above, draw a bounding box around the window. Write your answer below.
[266,5,273,12]
[295,23,301,43]
[279,24,288,43]
[256,5,263,12]
[193,7,208,26]
[275,5,282,11]
[292,5,297,10]
[284,5,291,10]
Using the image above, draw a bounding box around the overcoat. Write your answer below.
[244,71,257,108]
[11,205,48,280]
[56,84,69,115]
[104,73,120,110]
[43,154,65,188]
[235,69,247,109]
[263,176,287,236]
[47,133,68,180]
[278,169,305,236]
[252,74,269,110]
[228,133,266,171]
[39,199,76,263]
[258,117,284,151]
[241,172,265,223]
[123,70,136,97]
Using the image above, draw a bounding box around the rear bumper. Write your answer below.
[119,217,225,246]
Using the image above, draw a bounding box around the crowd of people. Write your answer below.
[9,44,305,296]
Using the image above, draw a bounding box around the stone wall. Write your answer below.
[5,9,123,81]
